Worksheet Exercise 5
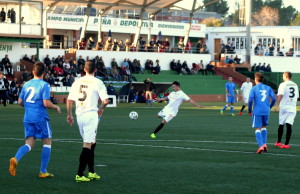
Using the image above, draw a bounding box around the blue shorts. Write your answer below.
[24,119,52,139]
[226,96,235,103]
[252,115,269,128]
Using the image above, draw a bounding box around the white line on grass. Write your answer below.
[95,165,107,167]
[1,138,300,157]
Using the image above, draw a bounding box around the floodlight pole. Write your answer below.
[133,0,147,48]
[147,13,152,44]
[245,0,252,64]
[43,7,50,49]
[97,11,103,42]
[80,4,92,41]
[183,0,197,52]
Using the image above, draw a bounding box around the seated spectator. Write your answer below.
[22,70,29,82]
[170,59,176,71]
[23,54,30,62]
[234,55,241,64]
[118,40,125,51]
[96,38,104,50]
[111,58,119,69]
[77,38,86,50]
[44,54,52,67]
[256,63,261,72]
[61,74,72,86]
[2,54,12,75]
[107,83,117,96]
[152,60,161,74]
[251,63,257,72]
[137,91,146,103]
[181,61,191,75]
[10,77,18,88]
[206,63,215,75]
[137,60,144,74]
[286,45,294,57]
[110,66,120,80]
[196,40,203,54]
[132,59,139,73]
[53,64,64,76]
[105,36,113,51]
[63,60,70,68]
[191,63,200,75]
[47,74,56,86]
[63,65,71,76]
[265,64,272,72]
[112,38,118,51]
[121,58,129,68]
[260,64,266,72]
[163,38,170,52]
[128,86,136,103]
[30,55,37,63]
[175,60,182,75]
[69,65,77,77]
[119,65,128,81]
[198,60,207,75]
[87,37,95,50]
[225,56,234,64]
[145,59,152,70]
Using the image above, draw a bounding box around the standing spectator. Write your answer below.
[254,44,259,55]
[138,37,145,52]
[105,37,113,51]
[44,54,51,67]
[125,39,131,52]
[269,44,274,56]
[148,37,156,52]
[10,8,16,23]
[0,8,6,22]
[177,38,184,53]
[22,70,29,82]
[96,38,104,50]
[23,54,30,62]
[185,39,193,53]
[86,37,95,50]
[163,38,170,52]
[118,40,125,51]
[112,39,118,51]
[2,54,12,75]
[78,38,86,50]
[196,40,202,54]
[144,78,155,105]
[0,72,9,106]
[128,85,136,103]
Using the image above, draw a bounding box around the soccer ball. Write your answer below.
[129,111,138,120]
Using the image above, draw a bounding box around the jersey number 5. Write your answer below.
[78,85,88,101]
[259,90,267,102]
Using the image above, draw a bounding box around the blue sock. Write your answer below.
[255,130,263,147]
[230,106,234,114]
[261,128,267,145]
[40,145,51,173]
[15,144,31,162]
[222,104,228,111]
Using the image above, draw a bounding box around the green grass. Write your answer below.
[1,103,300,193]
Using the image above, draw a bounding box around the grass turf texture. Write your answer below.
[1,102,300,193]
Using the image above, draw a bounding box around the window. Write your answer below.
[293,37,300,51]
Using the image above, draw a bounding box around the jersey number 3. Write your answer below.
[259,90,267,102]
[289,87,295,98]
[78,85,88,101]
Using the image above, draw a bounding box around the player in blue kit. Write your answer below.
[221,77,237,116]
[248,72,276,154]
[9,62,61,177]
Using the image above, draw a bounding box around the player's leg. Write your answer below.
[151,119,167,138]
[276,109,286,147]
[281,112,296,148]
[229,102,235,116]
[260,115,269,152]
[39,138,53,178]
[239,102,247,115]
[252,115,264,153]
[88,143,100,180]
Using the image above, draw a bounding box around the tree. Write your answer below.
[279,6,297,25]
[290,13,300,26]
[252,0,264,14]
[252,6,279,26]
[202,0,229,17]
[227,10,239,26]
[201,17,224,27]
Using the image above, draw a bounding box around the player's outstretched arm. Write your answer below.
[188,99,203,108]
[66,99,74,126]
[43,99,61,114]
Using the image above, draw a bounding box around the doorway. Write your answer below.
[214,38,221,60]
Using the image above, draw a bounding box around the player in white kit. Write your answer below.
[274,72,299,149]
[67,61,109,182]
[239,77,253,116]
[150,81,202,138]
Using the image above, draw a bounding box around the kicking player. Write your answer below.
[67,61,109,182]
[150,81,202,138]
[221,77,237,116]
[239,77,253,116]
[248,72,276,154]
[9,62,61,177]
[274,72,299,149]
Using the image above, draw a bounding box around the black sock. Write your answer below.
[285,123,292,145]
[78,148,91,176]
[153,123,165,134]
[278,125,284,143]
[240,105,246,112]
[88,144,96,173]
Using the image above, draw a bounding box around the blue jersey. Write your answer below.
[248,83,276,115]
[226,82,236,96]
[19,79,50,123]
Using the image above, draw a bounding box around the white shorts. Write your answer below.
[76,111,99,143]
[279,109,296,125]
[158,108,176,123]
[243,97,249,104]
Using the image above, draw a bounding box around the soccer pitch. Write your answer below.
[1,102,300,193]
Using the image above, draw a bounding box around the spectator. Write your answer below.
[69,65,77,77]
[105,36,113,51]
[128,85,136,103]
[132,59,139,73]
[96,38,104,50]
[23,54,30,62]
[61,74,72,86]
[118,40,125,51]
[107,83,117,96]
[47,74,56,86]
[121,58,129,68]
[265,64,272,72]
[63,65,71,76]
[138,37,145,52]
[1,8,6,22]
[2,54,12,75]
[256,63,261,72]
[119,65,127,81]
[170,59,176,71]
[177,38,184,53]
[268,44,274,56]
[111,58,119,69]
[63,59,70,69]
[220,41,226,54]
[130,43,136,52]
[0,72,9,106]
[206,62,215,75]
[10,77,18,88]
[201,42,208,53]
[251,63,257,72]
[86,37,95,50]
[53,64,64,76]
[254,44,259,55]
[112,38,118,51]
[69,74,75,85]
[234,55,241,64]
[10,8,16,23]
[77,55,85,67]
[174,60,182,75]
[286,45,294,57]
[54,55,62,65]
[44,54,51,67]
[110,66,120,80]
[191,63,200,75]
[137,60,144,74]
[198,60,207,75]
[163,38,170,52]
[196,40,202,54]
[125,39,131,52]
[185,39,193,53]
[260,63,266,72]
[181,61,191,75]
[225,56,234,64]
[77,38,86,50]
[152,60,161,74]
[229,42,235,53]
[30,55,36,63]
[145,59,151,70]
[148,37,156,52]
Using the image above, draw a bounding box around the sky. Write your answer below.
[175,0,300,13]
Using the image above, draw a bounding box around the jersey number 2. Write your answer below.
[78,85,88,101]
[26,87,35,103]
[260,90,267,102]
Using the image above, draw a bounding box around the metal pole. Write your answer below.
[183,0,197,49]
[43,10,48,48]
[19,0,22,35]
[97,12,102,42]
[147,14,151,44]
[133,8,145,47]
[80,4,91,41]
[245,0,252,63]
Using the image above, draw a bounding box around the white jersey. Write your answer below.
[241,82,253,97]
[164,90,190,115]
[277,80,299,113]
[68,75,108,116]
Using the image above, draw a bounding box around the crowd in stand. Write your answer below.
[0,7,16,23]
[254,43,295,57]
[225,55,241,64]
[170,59,215,75]
[221,41,236,54]
[77,36,208,54]
[251,63,272,72]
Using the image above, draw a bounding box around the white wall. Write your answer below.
[251,56,300,73]
[76,50,211,70]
